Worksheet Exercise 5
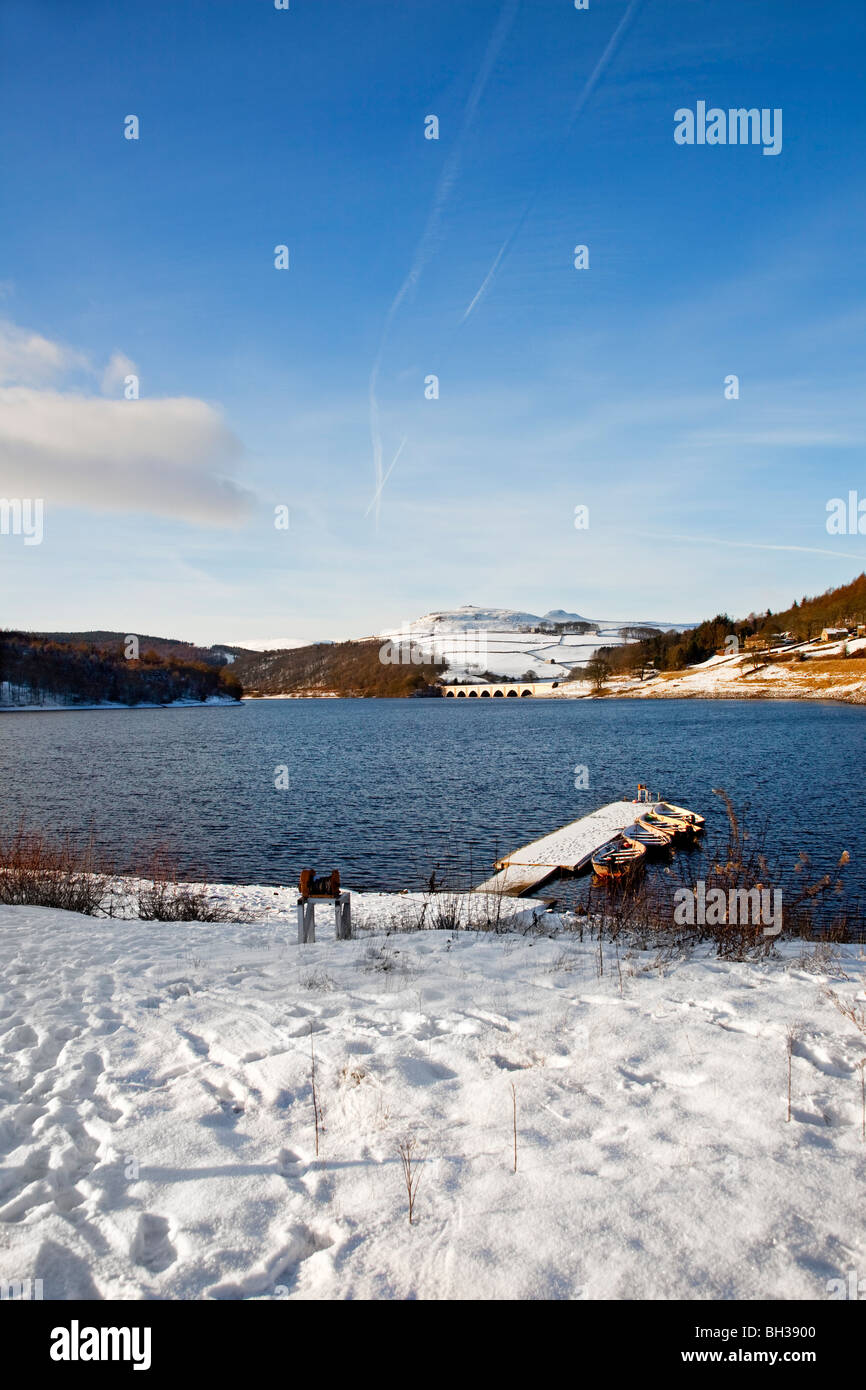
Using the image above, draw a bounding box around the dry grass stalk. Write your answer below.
[785,1023,801,1123]
[310,1023,323,1157]
[0,822,110,915]
[397,1136,423,1224]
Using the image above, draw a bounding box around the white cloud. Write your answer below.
[687,428,862,448]
[0,389,251,526]
[0,320,86,385]
[101,351,138,395]
[0,321,252,526]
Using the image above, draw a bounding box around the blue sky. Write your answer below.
[1,0,864,644]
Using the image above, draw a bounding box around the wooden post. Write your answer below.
[335,892,352,940]
[297,892,349,942]
[297,900,316,944]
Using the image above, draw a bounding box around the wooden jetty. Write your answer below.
[473,791,702,898]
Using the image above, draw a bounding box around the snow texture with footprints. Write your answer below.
[0,892,864,1300]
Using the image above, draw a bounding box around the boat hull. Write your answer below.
[653,801,705,830]
[626,818,674,850]
[591,837,647,880]
[642,811,697,841]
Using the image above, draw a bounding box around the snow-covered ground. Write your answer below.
[1,889,864,1301]
[610,653,866,705]
[229,639,335,653]
[381,606,694,680]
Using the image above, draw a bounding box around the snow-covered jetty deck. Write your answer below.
[473,799,662,897]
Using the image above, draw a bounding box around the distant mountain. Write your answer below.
[543,609,590,624]
[14,575,864,701]
[380,606,696,679]
[225,638,335,653]
[10,607,700,696]
[385,605,694,636]
[404,605,550,631]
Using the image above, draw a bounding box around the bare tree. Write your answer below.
[581,656,612,691]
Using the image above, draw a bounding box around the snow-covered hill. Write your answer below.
[381,606,693,680]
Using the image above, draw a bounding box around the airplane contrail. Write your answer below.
[364,436,408,519]
[563,0,644,134]
[368,0,520,525]
[460,233,513,324]
[461,0,644,324]
[631,531,866,562]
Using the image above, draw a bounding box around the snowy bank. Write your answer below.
[1,898,864,1300]
[0,695,241,713]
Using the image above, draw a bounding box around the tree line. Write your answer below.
[572,572,866,686]
[231,639,445,697]
[0,632,243,706]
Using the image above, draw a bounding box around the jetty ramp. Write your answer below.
[474,799,644,897]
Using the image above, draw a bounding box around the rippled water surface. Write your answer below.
[1,698,862,894]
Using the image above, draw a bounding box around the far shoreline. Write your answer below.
[242,688,866,709]
[4,684,863,712]
[0,699,243,715]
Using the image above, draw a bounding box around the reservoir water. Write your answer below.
[1,697,862,897]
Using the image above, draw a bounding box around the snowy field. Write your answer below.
[382,625,625,680]
[1,892,864,1301]
[613,652,866,705]
[381,605,692,680]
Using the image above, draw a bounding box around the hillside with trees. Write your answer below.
[33,631,230,666]
[231,639,445,697]
[9,573,865,704]
[581,573,866,679]
[0,632,243,707]
[756,571,866,639]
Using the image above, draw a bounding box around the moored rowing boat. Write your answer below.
[653,800,706,830]
[624,818,673,849]
[640,809,696,840]
[591,836,647,880]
